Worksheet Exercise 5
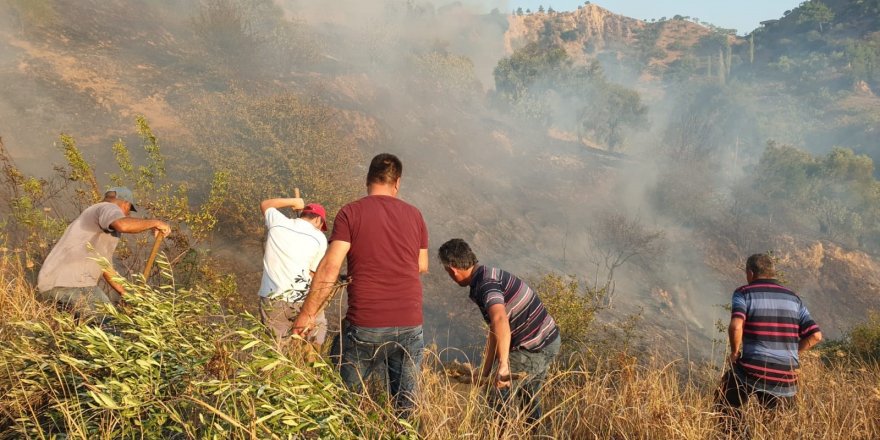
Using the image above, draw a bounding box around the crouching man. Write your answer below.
[37,187,171,323]
[438,238,561,423]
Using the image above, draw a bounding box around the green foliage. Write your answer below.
[560,29,578,42]
[796,1,835,32]
[845,35,880,85]
[0,259,411,438]
[58,133,101,205]
[493,42,648,150]
[751,143,880,248]
[109,139,134,186]
[532,273,602,354]
[577,83,648,151]
[494,41,570,102]
[192,0,318,83]
[183,90,363,242]
[136,115,166,190]
[410,50,483,105]
[1,119,231,288]
[846,312,880,361]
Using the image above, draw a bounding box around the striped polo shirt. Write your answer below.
[731,279,820,397]
[469,265,560,352]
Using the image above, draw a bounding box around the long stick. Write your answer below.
[143,233,165,278]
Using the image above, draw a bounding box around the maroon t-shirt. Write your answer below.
[331,195,428,327]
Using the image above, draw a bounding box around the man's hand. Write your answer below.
[290,312,314,338]
[728,351,740,366]
[153,221,171,237]
[495,362,512,389]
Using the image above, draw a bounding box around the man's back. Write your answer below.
[469,265,559,352]
[259,208,327,302]
[38,202,124,292]
[732,279,820,396]
[331,195,428,327]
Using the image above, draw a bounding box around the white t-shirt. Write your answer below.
[258,208,328,302]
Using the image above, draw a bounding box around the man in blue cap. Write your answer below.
[37,187,171,322]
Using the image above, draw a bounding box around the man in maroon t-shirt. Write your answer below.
[292,153,428,414]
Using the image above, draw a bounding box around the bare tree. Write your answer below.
[589,210,667,307]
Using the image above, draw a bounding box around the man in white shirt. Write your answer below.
[258,197,328,345]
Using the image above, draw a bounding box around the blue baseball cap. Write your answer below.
[107,187,137,212]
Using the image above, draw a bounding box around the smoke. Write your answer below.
[1,0,871,362]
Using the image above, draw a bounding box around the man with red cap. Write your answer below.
[258,196,328,345]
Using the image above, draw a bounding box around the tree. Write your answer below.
[493,41,570,102]
[516,7,523,16]
[589,210,666,307]
[538,5,545,13]
[578,84,648,151]
[797,0,834,32]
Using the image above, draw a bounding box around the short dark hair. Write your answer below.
[302,212,322,223]
[367,153,402,185]
[438,238,478,269]
[746,253,775,278]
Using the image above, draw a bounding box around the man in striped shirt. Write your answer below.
[438,239,561,423]
[718,253,822,417]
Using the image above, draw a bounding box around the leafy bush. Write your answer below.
[531,273,602,354]
[0,257,412,439]
[846,312,880,362]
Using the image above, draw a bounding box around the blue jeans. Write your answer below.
[330,320,424,414]
[494,334,561,423]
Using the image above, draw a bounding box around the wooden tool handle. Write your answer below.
[143,233,165,278]
[293,187,302,217]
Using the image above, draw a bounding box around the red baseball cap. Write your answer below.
[302,203,328,231]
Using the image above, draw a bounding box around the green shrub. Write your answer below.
[0,257,412,439]
[847,312,880,362]
[532,273,602,355]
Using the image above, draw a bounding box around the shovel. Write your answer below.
[142,232,165,278]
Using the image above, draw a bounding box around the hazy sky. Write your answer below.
[505,0,804,34]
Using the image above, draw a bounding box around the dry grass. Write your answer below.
[1,250,878,439]
[416,352,880,439]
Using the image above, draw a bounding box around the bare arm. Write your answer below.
[480,330,497,382]
[110,218,170,235]
[102,269,126,296]
[291,240,350,335]
[418,248,428,273]
[487,303,512,388]
[260,198,304,215]
[799,331,822,353]
[728,317,744,365]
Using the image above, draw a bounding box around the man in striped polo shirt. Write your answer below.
[718,253,823,417]
[438,239,561,423]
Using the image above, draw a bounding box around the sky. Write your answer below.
[505,0,804,35]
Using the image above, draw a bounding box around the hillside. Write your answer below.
[0,0,878,363]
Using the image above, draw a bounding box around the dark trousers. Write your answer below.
[330,320,424,415]
[715,367,793,437]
